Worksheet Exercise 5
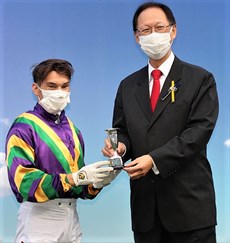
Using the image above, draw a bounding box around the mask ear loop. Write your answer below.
[33,83,43,101]
[35,83,42,91]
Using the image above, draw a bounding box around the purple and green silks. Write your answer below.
[5,103,98,203]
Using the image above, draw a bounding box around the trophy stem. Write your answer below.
[105,128,123,170]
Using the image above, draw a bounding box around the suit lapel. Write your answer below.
[135,66,152,122]
[148,57,183,129]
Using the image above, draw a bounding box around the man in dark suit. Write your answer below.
[102,2,218,243]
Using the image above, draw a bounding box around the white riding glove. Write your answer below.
[72,160,113,186]
[93,169,121,189]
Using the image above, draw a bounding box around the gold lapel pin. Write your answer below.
[161,80,181,102]
[171,80,175,103]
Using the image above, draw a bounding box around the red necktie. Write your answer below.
[150,69,161,112]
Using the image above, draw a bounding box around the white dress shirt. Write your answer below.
[148,52,175,96]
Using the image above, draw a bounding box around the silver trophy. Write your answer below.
[105,128,123,170]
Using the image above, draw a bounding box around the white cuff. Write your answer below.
[152,162,160,175]
[120,143,126,157]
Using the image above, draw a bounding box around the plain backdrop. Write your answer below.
[0,0,229,242]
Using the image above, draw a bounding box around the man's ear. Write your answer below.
[32,83,41,99]
[134,31,140,44]
[171,25,177,40]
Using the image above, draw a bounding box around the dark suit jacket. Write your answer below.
[113,56,219,233]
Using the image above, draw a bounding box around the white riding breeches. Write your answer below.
[15,198,82,243]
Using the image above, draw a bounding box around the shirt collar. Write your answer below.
[148,52,175,81]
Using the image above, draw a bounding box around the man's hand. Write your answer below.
[102,138,126,157]
[72,161,113,186]
[123,155,153,180]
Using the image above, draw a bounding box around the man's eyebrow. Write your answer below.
[46,81,57,85]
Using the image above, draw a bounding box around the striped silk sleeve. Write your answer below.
[6,129,72,202]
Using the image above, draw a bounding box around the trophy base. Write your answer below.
[109,157,123,170]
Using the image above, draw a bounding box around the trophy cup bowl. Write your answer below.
[105,128,123,170]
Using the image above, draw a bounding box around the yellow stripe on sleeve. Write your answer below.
[60,174,72,192]
[14,165,39,191]
[6,135,35,165]
[34,175,49,202]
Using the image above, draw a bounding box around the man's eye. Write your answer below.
[142,28,150,33]
[156,26,164,31]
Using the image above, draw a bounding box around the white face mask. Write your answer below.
[139,30,172,60]
[37,85,70,114]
